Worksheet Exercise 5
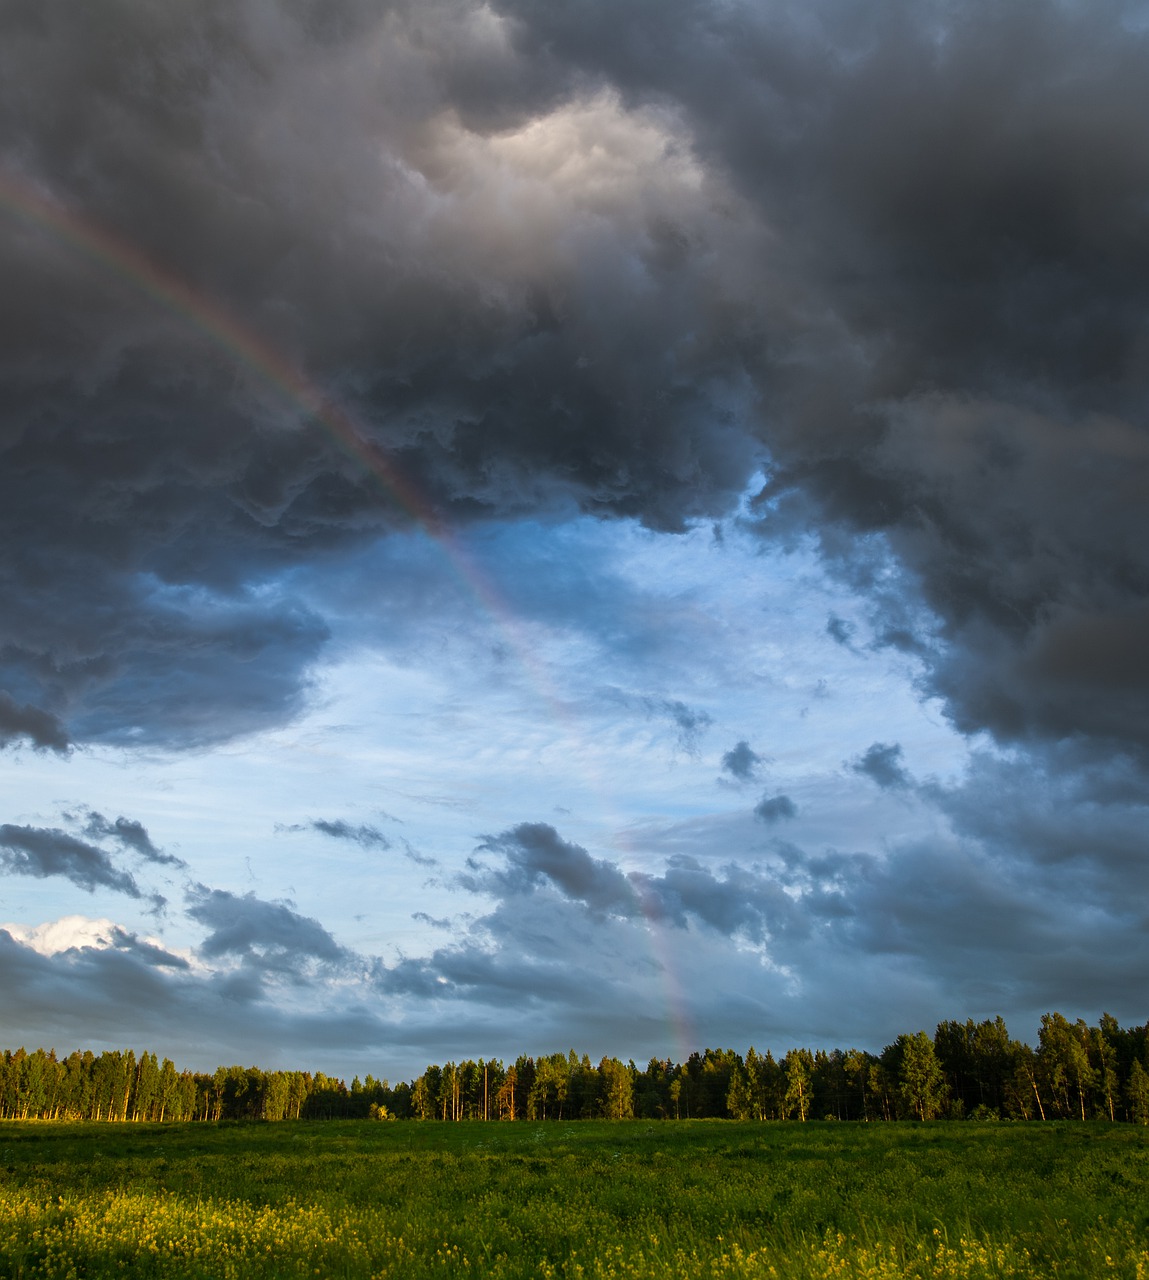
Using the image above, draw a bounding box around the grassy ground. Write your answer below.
[0,1119,1146,1277]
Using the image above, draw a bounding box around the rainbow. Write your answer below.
[1,171,697,1063]
[0,174,435,530]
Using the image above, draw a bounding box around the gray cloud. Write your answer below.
[400,840,439,869]
[721,739,762,782]
[0,824,143,898]
[464,821,801,944]
[1,0,1146,772]
[754,793,797,823]
[3,777,1144,1081]
[185,885,349,967]
[825,615,856,649]
[465,823,635,914]
[296,819,392,851]
[496,0,1149,760]
[0,0,759,749]
[78,810,184,867]
[850,742,911,791]
[439,804,1149,1058]
[0,693,70,753]
[0,926,393,1077]
[643,698,714,755]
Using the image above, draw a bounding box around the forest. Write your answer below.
[2,1011,1146,1125]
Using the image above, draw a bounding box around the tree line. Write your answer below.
[2,1012,1147,1124]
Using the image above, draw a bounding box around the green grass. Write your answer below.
[0,1120,1147,1277]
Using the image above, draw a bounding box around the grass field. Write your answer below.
[0,1120,1146,1278]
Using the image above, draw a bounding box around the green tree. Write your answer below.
[1039,1013,1095,1120]
[726,1064,753,1120]
[893,1032,948,1121]
[598,1057,634,1119]
[1126,1059,1149,1125]
[410,1073,433,1121]
[783,1048,814,1121]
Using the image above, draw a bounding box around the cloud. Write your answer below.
[295,819,392,851]
[400,840,439,869]
[0,824,143,898]
[0,922,391,1074]
[0,693,69,753]
[850,742,911,791]
[754,793,797,823]
[826,615,856,649]
[643,698,714,755]
[1,0,1146,777]
[0,0,760,751]
[184,885,350,968]
[0,915,185,968]
[463,821,800,944]
[78,810,184,867]
[465,823,635,914]
[721,739,762,782]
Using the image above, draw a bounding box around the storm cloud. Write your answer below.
[2,0,1147,766]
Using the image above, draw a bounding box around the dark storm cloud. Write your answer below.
[0,823,143,897]
[4,0,1149,767]
[0,573,329,749]
[491,0,1149,759]
[0,0,759,748]
[185,884,349,966]
[721,739,762,782]
[850,742,912,791]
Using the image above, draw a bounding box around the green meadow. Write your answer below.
[0,1120,1146,1278]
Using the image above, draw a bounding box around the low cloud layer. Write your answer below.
[1,759,1146,1078]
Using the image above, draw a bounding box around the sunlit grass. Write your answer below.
[0,1121,1146,1277]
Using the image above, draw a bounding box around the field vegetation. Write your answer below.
[0,1119,1147,1278]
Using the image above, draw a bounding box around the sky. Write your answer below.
[1,0,1148,1082]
